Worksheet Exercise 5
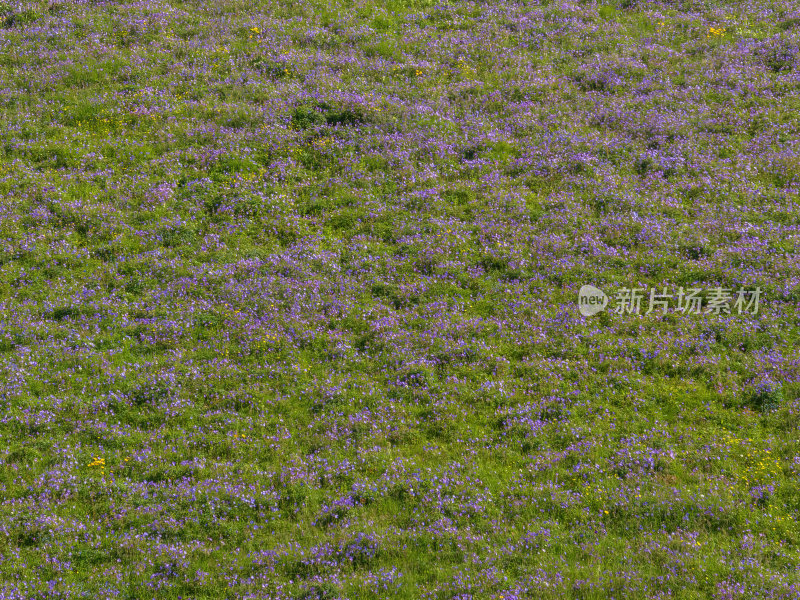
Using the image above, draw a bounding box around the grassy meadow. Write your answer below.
[0,0,799,597]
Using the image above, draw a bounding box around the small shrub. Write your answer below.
[325,107,368,127]
[290,105,326,130]
[575,69,623,93]
[51,306,80,321]
[2,7,40,29]
[747,381,784,413]
[760,41,797,73]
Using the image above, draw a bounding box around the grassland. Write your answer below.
[0,0,799,598]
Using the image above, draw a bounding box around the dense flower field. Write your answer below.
[1,0,799,597]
